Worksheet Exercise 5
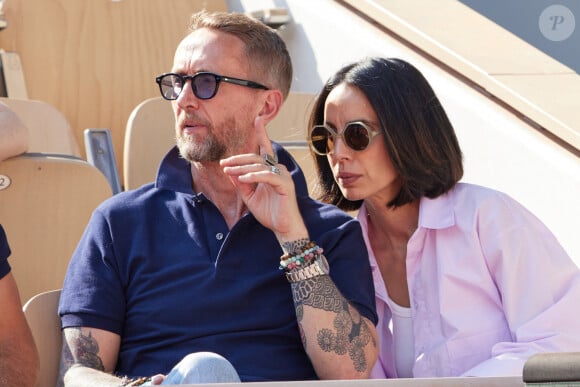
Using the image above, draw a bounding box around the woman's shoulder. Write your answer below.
[450,182,540,226]
[450,182,517,207]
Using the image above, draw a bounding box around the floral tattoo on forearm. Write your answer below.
[292,275,375,373]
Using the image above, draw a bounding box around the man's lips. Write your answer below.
[182,123,205,135]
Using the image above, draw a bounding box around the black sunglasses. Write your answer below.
[308,121,382,156]
[155,72,269,101]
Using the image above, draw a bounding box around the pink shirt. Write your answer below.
[361,183,580,378]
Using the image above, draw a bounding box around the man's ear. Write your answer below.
[256,90,283,126]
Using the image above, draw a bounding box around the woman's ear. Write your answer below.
[256,89,283,126]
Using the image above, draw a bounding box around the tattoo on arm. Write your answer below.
[281,238,309,255]
[292,275,376,373]
[59,328,105,383]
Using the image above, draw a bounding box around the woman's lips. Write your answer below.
[337,172,360,186]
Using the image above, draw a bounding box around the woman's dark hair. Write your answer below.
[308,57,463,211]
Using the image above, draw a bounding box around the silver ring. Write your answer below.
[264,153,278,167]
[271,165,281,175]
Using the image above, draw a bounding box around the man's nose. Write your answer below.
[176,80,199,108]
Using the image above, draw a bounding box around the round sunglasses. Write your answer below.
[308,121,382,156]
[155,72,269,101]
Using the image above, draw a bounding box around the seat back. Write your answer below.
[270,94,318,196]
[281,142,317,195]
[123,97,175,190]
[0,100,29,161]
[22,289,62,387]
[0,154,112,303]
[0,97,81,157]
[268,92,316,142]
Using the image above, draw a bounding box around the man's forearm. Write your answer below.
[0,339,39,387]
[292,275,378,379]
[62,365,125,387]
[59,326,126,387]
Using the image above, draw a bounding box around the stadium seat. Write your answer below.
[22,289,62,387]
[123,97,175,190]
[0,154,112,303]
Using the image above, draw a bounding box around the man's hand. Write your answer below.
[220,116,308,244]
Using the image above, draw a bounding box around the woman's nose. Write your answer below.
[329,135,351,160]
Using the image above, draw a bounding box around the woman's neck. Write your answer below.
[365,198,420,243]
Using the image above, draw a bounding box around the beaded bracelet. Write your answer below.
[280,241,316,263]
[279,242,323,271]
[279,241,318,270]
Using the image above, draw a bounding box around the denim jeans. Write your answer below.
[157,352,241,385]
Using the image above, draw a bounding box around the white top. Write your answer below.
[386,296,414,378]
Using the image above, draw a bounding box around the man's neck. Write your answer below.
[190,161,247,229]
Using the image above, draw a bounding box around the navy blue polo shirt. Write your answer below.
[0,225,11,279]
[59,143,377,381]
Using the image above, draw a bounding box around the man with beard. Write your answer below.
[57,10,378,386]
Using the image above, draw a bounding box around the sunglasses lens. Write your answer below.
[192,73,218,99]
[159,74,183,100]
[344,123,371,151]
[310,126,331,155]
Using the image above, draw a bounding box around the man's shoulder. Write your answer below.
[299,197,358,227]
[95,182,165,215]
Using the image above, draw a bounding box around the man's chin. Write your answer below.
[178,144,224,163]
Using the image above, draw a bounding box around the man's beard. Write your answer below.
[177,131,226,162]
[176,119,248,163]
